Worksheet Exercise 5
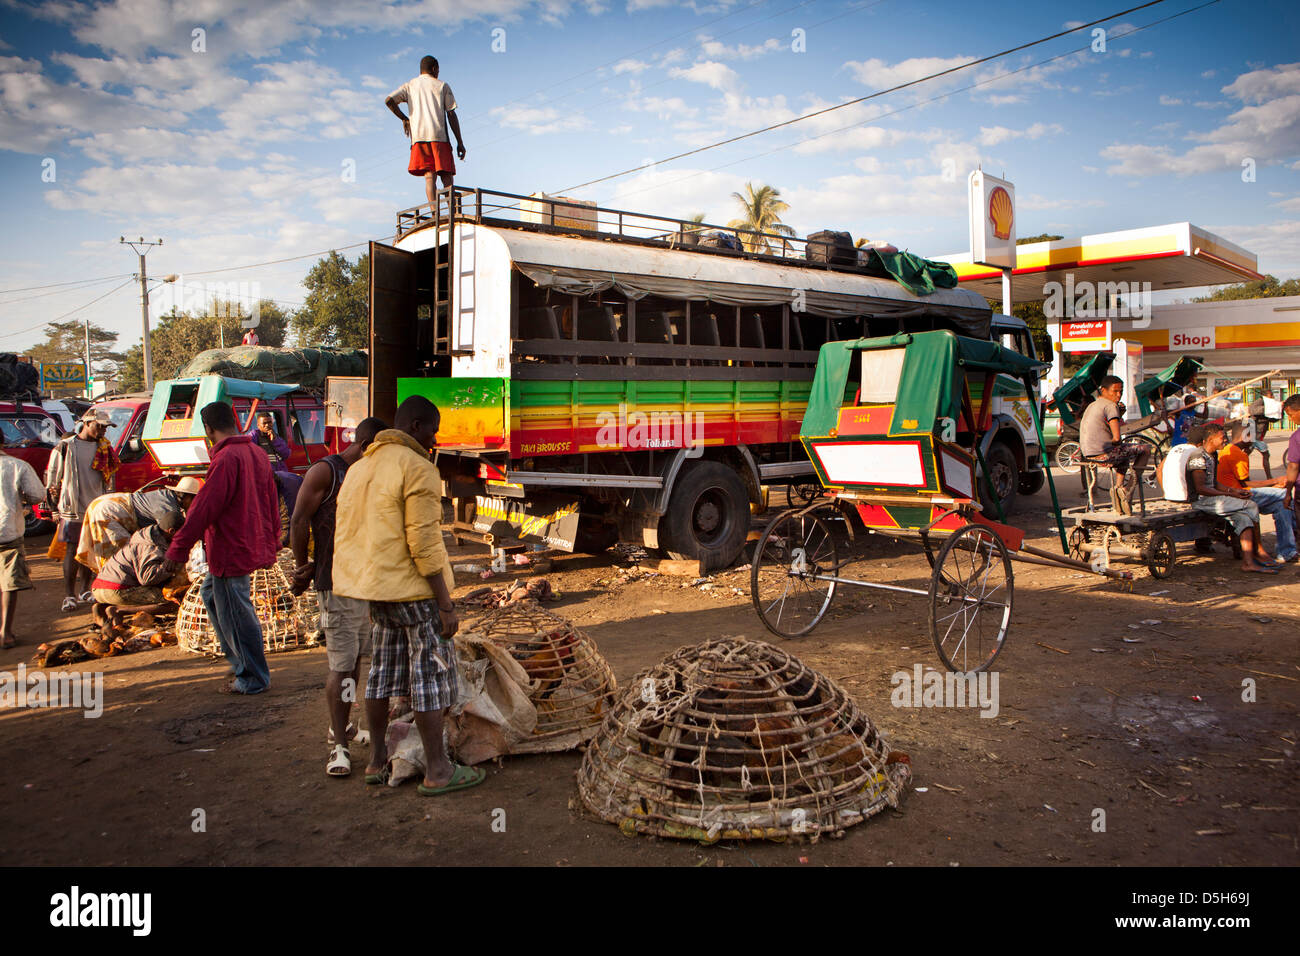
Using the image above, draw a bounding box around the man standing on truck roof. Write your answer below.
[163,401,280,695]
[386,55,466,211]
[45,408,118,613]
[332,396,484,796]
[288,416,386,778]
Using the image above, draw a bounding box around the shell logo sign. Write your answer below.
[969,170,1016,269]
[988,186,1013,240]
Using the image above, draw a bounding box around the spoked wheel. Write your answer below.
[1055,440,1082,474]
[928,523,1013,673]
[1146,531,1176,578]
[785,481,821,507]
[1068,526,1089,563]
[751,507,839,638]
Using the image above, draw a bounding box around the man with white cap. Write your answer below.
[45,408,118,611]
[76,476,202,574]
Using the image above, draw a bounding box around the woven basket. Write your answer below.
[576,638,911,842]
[463,601,617,752]
[177,565,312,656]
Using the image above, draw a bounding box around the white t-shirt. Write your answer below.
[389,75,457,144]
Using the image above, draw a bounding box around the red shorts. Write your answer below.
[409,141,455,178]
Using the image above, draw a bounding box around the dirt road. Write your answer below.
[1,475,1296,867]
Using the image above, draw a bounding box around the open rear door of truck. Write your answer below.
[369,240,419,425]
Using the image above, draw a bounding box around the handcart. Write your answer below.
[750,330,1132,674]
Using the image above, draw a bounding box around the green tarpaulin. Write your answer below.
[1135,355,1202,415]
[1051,351,1115,426]
[801,330,1047,438]
[860,248,960,297]
[179,346,367,391]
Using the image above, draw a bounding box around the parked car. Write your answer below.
[32,387,343,529]
[42,400,77,434]
[0,401,60,535]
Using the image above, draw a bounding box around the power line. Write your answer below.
[558,0,1170,193]
[608,0,1222,207]
[0,273,133,296]
[0,278,136,341]
[0,274,133,306]
[184,241,370,278]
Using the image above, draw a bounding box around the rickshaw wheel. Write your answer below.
[1146,531,1176,579]
[928,523,1013,673]
[750,507,839,639]
[1068,526,1089,562]
[785,482,821,507]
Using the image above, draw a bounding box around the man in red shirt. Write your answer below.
[163,401,280,694]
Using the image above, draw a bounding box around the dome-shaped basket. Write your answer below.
[576,639,911,842]
[177,565,312,656]
[463,601,617,752]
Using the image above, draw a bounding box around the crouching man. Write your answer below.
[91,512,186,629]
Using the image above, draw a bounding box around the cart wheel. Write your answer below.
[785,482,821,507]
[1055,440,1082,474]
[1146,531,1176,579]
[751,507,839,639]
[1068,526,1089,563]
[929,523,1013,673]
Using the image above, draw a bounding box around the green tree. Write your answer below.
[1193,274,1300,301]
[119,299,288,392]
[1017,234,1064,245]
[26,320,124,396]
[292,250,369,349]
[727,182,795,254]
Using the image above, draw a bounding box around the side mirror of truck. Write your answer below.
[127,437,143,456]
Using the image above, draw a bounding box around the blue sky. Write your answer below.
[1,0,1297,356]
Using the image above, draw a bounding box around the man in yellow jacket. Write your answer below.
[332,395,485,795]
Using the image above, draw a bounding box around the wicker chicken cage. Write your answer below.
[576,638,912,843]
[177,565,314,656]
[464,602,617,752]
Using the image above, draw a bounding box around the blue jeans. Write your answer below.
[201,573,270,694]
[1250,487,1297,559]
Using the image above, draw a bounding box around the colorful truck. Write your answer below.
[366,187,1046,568]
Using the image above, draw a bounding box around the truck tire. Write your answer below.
[1018,469,1045,496]
[24,505,54,537]
[979,442,1018,517]
[659,461,750,568]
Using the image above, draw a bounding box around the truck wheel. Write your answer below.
[1018,469,1045,496]
[659,461,750,568]
[24,505,53,537]
[979,443,1018,517]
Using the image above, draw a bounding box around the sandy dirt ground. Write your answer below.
[1,454,1296,867]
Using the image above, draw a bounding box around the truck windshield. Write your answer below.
[101,406,137,448]
[0,415,57,446]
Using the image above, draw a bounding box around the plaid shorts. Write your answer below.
[365,599,457,712]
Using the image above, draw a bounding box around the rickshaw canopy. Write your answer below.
[801,330,1047,439]
[1051,351,1116,426]
[1134,355,1203,416]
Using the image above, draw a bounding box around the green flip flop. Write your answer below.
[417,764,486,796]
[364,765,390,786]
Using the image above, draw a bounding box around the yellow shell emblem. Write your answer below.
[988,186,1013,241]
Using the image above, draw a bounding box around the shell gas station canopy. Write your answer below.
[939,222,1262,305]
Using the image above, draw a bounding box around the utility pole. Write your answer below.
[121,236,163,391]
[84,318,92,400]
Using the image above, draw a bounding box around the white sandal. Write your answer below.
[326,744,352,777]
[61,596,78,612]
[326,721,357,745]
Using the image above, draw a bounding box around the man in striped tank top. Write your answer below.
[290,417,387,777]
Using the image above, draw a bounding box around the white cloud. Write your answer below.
[1272,196,1300,212]
[1205,219,1300,277]
[1201,70,1216,79]
[669,60,740,93]
[612,58,650,74]
[978,122,1063,146]
[488,104,591,133]
[1103,62,1300,177]
[845,55,973,91]
[1159,95,1183,106]
[697,36,780,60]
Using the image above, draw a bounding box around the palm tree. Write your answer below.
[727,182,795,254]
[685,212,707,234]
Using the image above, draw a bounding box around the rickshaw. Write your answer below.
[750,330,1129,674]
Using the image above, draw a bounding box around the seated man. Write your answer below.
[90,512,186,628]
[1186,422,1278,574]
[251,411,302,517]
[75,477,201,573]
[1218,421,1297,561]
[1079,375,1152,507]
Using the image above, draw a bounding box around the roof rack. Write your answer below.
[395,186,871,274]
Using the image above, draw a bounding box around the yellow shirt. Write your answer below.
[331,429,452,603]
